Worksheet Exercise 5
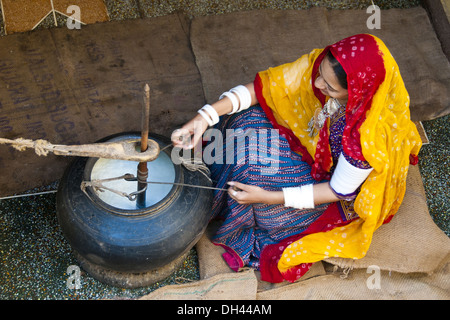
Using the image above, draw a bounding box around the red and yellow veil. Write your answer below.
[254,34,422,282]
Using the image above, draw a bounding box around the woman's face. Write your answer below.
[314,56,348,105]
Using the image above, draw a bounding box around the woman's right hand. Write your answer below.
[171,114,209,149]
[171,83,256,149]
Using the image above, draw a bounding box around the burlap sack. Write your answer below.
[325,165,450,275]
[139,268,258,300]
[256,259,449,300]
[187,166,450,299]
[195,219,328,292]
[422,0,450,59]
[142,165,449,300]
[138,259,449,300]
[190,7,450,121]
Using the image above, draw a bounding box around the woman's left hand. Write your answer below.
[227,181,284,205]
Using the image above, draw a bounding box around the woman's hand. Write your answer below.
[171,114,209,149]
[171,83,257,149]
[227,181,284,205]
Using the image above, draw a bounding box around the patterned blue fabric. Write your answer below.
[207,106,328,269]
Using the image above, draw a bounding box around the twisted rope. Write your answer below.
[0,138,53,156]
[81,143,225,201]
[1,137,222,201]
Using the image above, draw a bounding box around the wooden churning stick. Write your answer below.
[0,86,159,194]
[136,84,151,209]
[0,84,170,206]
[0,137,159,162]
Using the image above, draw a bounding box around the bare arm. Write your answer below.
[228,181,340,206]
[210,83,257,117]
[171,83,257,149]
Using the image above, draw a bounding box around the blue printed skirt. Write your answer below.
[207,106,328,270]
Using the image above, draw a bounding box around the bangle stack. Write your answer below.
[220,91,239,114]
[220,85,252,115]
[197,85,252,127]
[197,104,220,126]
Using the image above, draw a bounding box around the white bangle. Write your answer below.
[201,104,220,125]
[283,184,315,209]
[220,91,239,115]
[198,109,214,126]
[230,85,252,112]
[329,153,373,196]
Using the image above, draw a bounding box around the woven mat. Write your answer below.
[0,0,109,34]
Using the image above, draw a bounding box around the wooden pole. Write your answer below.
[137,84,150,209]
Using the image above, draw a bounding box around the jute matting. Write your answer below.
[1,8,449,196]
[0,0,109,34]
[140,165,450,300]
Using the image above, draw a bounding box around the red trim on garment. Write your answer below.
[409,154,419,165]
[212,242,245,272]
[259,202,354,283]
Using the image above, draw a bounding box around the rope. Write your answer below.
[0,190,58,201]
[0,137,53,156]
[1,137,222,201]
[178,157,213,184]
[81,172,227,202]
[158,143,212,182]
[80,143,227,201]
[81,174,136,200]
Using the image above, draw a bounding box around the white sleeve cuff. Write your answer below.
[329,153,373,197]
[283,184,315,209]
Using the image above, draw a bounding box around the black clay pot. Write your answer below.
[56,132,212,288]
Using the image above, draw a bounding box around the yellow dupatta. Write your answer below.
[256,34,422,273]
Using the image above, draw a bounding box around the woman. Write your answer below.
[172,34,422,283]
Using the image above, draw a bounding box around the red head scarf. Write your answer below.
[310,34,386,179]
